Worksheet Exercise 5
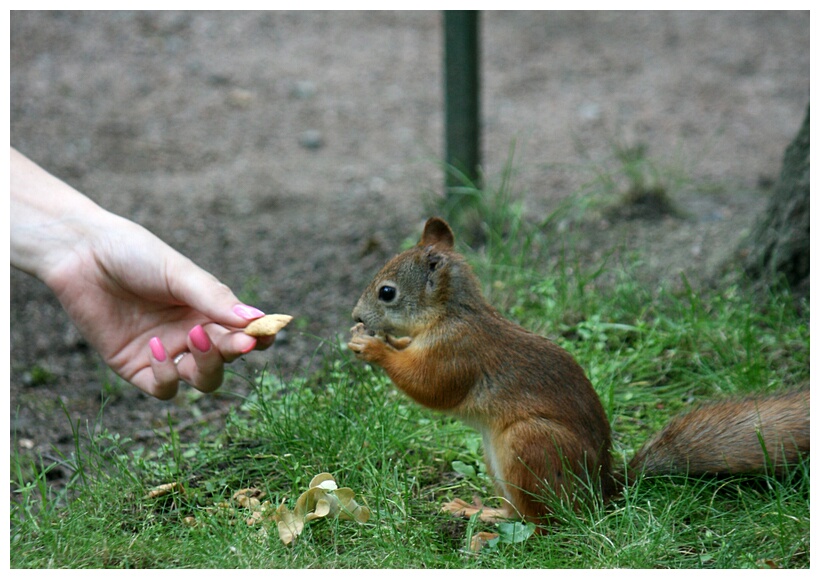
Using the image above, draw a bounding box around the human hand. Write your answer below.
[46,214,273,399]
[11,147,275,399]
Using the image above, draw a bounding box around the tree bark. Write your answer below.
[740,106,809,298]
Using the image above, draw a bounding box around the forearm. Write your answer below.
[10,147,116,282]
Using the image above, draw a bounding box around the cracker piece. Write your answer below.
[243,314,293,337]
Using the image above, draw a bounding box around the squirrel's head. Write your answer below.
[352,217,482,337]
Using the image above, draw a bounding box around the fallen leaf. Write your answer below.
[335,488,370,523]
[469,532,500,552]
[145,482,183,499]
[232,487,265,509]
[246,509,265,526]
[274,501,305,545]
[268,473,370,544]
[309,472,338,490]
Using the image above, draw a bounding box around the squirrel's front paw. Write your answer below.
[348,323,411,359]
[385,334,412,350]
[348,323,382,358]
[349,322,371,338]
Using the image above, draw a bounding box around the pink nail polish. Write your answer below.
[189,325,211,352]
[240,336,257,354]
[233,304,265,320]
[149,337,167,362]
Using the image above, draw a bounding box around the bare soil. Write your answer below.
[9,11,810,488]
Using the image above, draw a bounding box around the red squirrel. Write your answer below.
[348,217,809,524]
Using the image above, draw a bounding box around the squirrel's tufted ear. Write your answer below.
[420,217,455,250]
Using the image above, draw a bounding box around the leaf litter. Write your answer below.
[145,473,370,545]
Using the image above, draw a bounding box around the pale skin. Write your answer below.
[10,147,273,400]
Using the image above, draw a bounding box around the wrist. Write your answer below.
[10,148,114,282]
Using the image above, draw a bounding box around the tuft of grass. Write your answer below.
[572,131,709,223]
[11,163,809,568]
[597,141,684,221]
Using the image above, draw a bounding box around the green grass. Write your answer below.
[11,178,809,568]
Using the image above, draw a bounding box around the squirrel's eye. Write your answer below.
[378,285,397,303]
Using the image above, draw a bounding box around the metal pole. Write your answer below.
[444,10,480,192]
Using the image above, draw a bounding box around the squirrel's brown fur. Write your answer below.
[348,217,809,524]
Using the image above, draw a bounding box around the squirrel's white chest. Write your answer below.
[480,429,514,505]
[452,414,514,503]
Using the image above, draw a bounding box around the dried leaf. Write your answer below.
[469,531,500,553]
[334,488,355,503]
[246,510,265,526]
[232,488,265,508]
[145,482,183,499]
[274,501,304,545]
[305,497,333,521]
[309,472,338,490]
[253,473,370,544]
[294,487,319,516]
[335,488,370,523]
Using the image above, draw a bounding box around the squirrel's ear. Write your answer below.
[420,217,455,250]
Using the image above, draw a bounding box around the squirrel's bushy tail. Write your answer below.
[623,389,809,485]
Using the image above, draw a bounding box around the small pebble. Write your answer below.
[299,130,324,150]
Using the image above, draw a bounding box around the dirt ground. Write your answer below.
[9,11,810,488]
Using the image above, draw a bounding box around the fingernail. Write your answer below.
[149,337,167,362]
[239,336,257,354]
[233,304,265,320]
[189,325,211,352]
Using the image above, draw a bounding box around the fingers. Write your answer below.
[141,330,222,397]
[254,335,277,350]
[184,324,273,392]
[143,337,181,400]
[164,254,267,329]
[182,324,224,393]
[142,324,268,398]
[160,251,277,343]
[165,261,277,357]
[140,331,224,398]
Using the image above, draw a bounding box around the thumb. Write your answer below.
[166,255,265,327]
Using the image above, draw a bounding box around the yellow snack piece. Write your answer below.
[243,314,293,337]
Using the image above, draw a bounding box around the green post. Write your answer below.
[444,10,480,192]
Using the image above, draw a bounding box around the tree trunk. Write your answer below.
[740,106,809,298]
